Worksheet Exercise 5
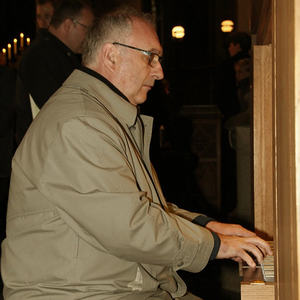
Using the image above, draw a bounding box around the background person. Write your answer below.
[214,31,252,218]
[15,0,94,145]
[35,0,56,30]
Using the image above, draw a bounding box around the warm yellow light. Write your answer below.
[221,20,234,32]
[172,26,185,39]
[20,33,24,49]
[7,44,12,61]
[2,48,6,54]
[13,38,18,55]
[26,37,31,46]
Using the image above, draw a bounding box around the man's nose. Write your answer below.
[152,62,164,80]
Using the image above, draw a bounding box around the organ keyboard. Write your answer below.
[240,241,274,300]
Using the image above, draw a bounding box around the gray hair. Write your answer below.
[82,6,154,65]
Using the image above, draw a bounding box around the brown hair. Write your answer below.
[50,0,92,28]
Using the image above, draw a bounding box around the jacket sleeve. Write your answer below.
[37,117,215,273]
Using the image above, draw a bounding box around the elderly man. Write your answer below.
[15,0,94,145]
[1,6,271,300]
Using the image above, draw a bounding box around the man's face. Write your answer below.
[36,2,54,29]
[115,18,164,106]
[68,7,94,54]
[228,42,241,57]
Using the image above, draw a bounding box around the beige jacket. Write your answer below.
[1,69,215,299]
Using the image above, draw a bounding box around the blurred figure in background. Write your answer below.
[15,0,94,145]
[36,0,56,30]
[214,31,252,218]
[224,31,252,129]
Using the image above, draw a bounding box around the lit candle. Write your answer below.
[1,48,7,65]
[13,38,18,56]
[7,43,12,61]
[20,33,24,49]
[26,37,30,47]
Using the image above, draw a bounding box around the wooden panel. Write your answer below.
[274,0,300,299]
[237,0,251,32]
[252,0,272,44]
[241,283,274,300]
[253,45,274,240]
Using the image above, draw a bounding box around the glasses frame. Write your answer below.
[72,19,89,30]
[113,42,162,67]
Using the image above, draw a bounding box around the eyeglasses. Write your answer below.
[113,42,163,67]
[72,19,89,30]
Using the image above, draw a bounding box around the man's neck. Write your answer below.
[48,25,72,52]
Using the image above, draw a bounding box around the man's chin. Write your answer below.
[131,94,148,106]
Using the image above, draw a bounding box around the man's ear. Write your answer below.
[102,43,119,71]
[62,18,73,33]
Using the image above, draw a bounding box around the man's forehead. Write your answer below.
[131,18,163,54]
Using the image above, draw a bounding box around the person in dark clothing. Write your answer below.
[214,31,252,217]
[15,0,94,145]
[0,65,16,295]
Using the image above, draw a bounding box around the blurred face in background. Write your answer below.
[68,7,94,54]
[36,1,54,29]
[228,42,241,57]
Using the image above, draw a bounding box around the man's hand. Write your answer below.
[216,234,272,268]
[206,221,273,267]
[206,221,256,237]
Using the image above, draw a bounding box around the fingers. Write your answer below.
[238,249,257,268]
[232,257,242,263]
[206,221,257,237]
[247,236,273,256]
[216,234,272,268]
[242,240,264,265]
[230,224,256,237]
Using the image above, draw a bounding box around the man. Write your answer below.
[1,7,271,300]
[215,32,252,217]
[225,31,252,129]
[36,0,56,30]
[15,0,94,145]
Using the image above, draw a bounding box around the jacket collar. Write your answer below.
[38,29,79,61]
[65,67,138,127]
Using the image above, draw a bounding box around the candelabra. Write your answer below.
[1,32,31,67]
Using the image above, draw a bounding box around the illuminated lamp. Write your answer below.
[221,20,234,32]
[172,25,185,39]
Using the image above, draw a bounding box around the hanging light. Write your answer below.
[221,20,234,32]
[172,25,185,39]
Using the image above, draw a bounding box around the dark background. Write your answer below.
[0,0,237,106]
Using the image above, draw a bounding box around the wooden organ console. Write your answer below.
[239,44,275,300]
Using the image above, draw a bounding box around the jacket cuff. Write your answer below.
[192,215,215,226]
[209,232,220,260]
